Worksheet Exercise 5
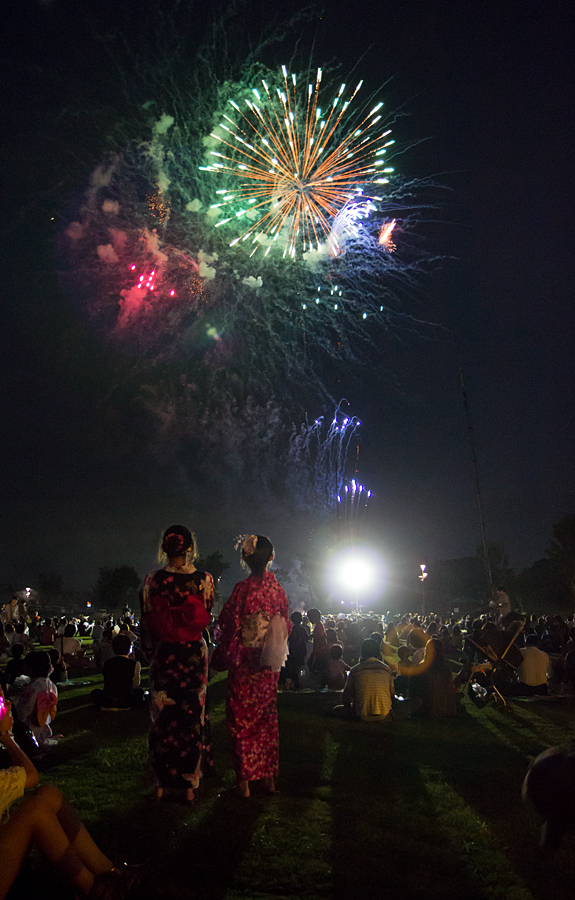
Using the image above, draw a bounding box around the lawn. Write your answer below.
[9,672,575,900]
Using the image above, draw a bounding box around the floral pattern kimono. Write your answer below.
[13,676,58,748]
[141,565,214,790]
[217,572,290,781]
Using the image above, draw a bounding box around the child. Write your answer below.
[12,650,59,749]
[48,648,68,684]
[326,644,348,691]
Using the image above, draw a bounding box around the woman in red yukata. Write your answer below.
[216,535,290,798]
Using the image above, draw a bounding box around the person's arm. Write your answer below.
[342,668,355,709]
[0,701,39,787]
[132,661,141,688]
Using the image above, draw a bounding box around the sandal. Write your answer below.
[88,864,141,900]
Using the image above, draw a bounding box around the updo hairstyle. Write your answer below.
[242,535,274,579]
[159,525,197,563]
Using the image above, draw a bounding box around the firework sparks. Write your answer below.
[202,66,395,256]
[378,218,396,251]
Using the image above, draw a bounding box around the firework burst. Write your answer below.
[202,66,396,257]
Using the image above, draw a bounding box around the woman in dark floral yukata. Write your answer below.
[140,525,214,802]
[216,535,290,798]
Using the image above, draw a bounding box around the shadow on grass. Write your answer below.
[326,708,487,900]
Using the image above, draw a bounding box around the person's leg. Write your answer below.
[0,785,112,899]
[130,687,145,707]
[54,790,113,874]
[237,779,250,798]
[261,775,276,793]
[90,688,104,708]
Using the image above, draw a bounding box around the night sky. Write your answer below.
[0,0,573,600]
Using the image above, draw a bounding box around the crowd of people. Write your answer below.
[1,536,575,896]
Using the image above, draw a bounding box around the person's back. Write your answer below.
[409,639,458,718]
[343,641,394,721]
[4,645,26,684]
[102,655,138,708]
[92,634,143,709]
[326,644,347,691]
[13,623,33,653]
[518,638,550,693]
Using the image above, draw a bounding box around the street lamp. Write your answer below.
[419,564,428,615]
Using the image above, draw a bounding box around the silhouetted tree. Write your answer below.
[38,572,64,605]
[195,551,230,585]
[93,566,140,613]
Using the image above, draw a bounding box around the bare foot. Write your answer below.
[261,776,276,793]
[238,779,250,798]
[186,788,196,803]
[155,787,164,801]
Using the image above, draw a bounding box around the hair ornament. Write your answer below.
[235,533,258,555]
[165,532,185,552]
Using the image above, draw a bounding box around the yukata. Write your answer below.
[140,565,214,791]
[13,676,58,747]
[217,572,290,781]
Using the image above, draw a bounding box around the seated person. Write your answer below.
[11,623,34,654]
[326,644,348,691]
[90,634,145,710]
[12,651,59,749]
[0,686,139,899]
[40,618,56,646]
[333,639,422,721]
[54,623,83,665]
[408,638,459,718]
[394,645,413,697]
[95,627,115,668]
[48,648,68,685]
[523,743,575,849]
[120,617,139,643]
[3,645,26,685]
[515,634,550,696]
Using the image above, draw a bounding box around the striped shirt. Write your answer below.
[343,657,394,721]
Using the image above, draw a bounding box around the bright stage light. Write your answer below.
[328,549,385,604]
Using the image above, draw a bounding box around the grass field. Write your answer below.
[8,669,575,900]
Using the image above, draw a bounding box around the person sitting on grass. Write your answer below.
[326,644,348,691]
[331,639,421,721]
[12,651,59,749]
[0,686,139,900]
[54,623,83,666]
[393,645,413,698]
[3,644,26,685]
[48,648,68,685]
[522,743,575,849]
[40,618,56,646]
[12,622,34,654]
[90,634,145,711]
[408,638,460,718]
[95,627,115,668]
[514,633,550,696]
